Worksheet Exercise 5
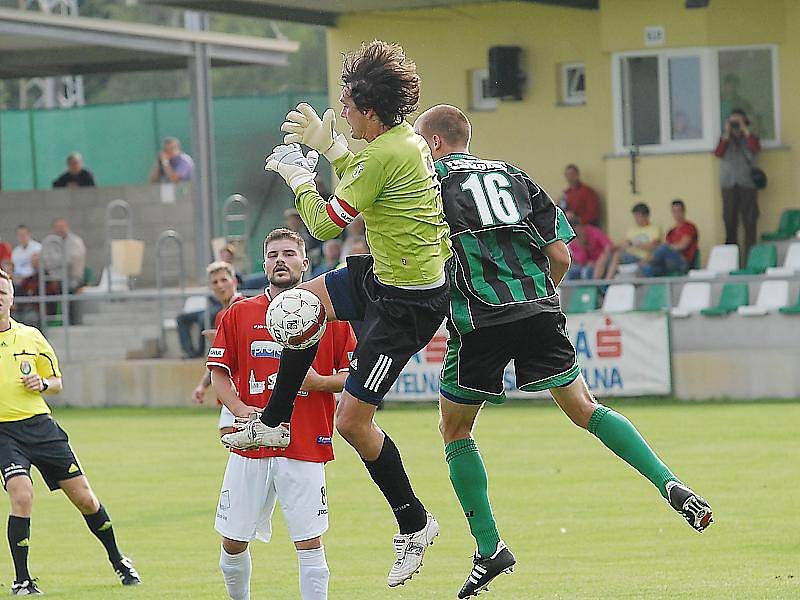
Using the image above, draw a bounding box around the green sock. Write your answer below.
[587,406,679,498]
[445,438,500,558]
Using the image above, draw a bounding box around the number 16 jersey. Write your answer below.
[435,153,575,335]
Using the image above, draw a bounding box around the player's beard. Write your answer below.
[268,267,301,291]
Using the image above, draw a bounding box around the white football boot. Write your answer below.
[387,512,439,587]
[221,413,290,449]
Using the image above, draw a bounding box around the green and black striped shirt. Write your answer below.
[435,153,574,335]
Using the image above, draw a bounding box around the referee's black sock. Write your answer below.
[261,342,319,427]
[363,434,427,534]
[7,515,31,583]
[83,505,123,563]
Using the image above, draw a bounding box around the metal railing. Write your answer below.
[155,230,186,354]
[104,199,133,292]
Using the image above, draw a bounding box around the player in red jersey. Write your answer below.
[190,261,245,405]
[207,228,356,600]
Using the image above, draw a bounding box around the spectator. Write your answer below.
[0,237,11,273]
[11,225,41,284]
[176,261,236,359]
[41,219,86,291]
[190,262,243,402]
[283,207,321,259]
[715,109,761,264]
[598,203,662,280]
[218,244,244,288]
[564,210,612,280]
[311,239,342,278]
[561,164,600,226]
[640,200,699,277]
[52,152,95,188]
[149,137,194,184]
[41,218,87,324]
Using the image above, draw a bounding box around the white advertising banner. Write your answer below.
[384,312,671,401]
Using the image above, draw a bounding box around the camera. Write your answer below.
[730,120,741,130]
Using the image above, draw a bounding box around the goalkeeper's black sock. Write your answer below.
[363,434,427,534]
[7,516,31,583]
[261,342,320,427]
[83,505,123,563]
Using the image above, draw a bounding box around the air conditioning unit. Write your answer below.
[469,69,498,112]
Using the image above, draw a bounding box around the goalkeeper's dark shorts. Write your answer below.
[440,311,580,405]
[325,254,449,405]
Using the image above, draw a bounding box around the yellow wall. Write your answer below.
[326,1,799,261]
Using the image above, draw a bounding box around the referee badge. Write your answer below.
[19,361,32,376]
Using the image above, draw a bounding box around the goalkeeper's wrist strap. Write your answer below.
[323,138,349,163]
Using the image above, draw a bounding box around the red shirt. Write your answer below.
[207,294,356,463]
[666,221,699,264]
[0,242,11,263]
[563,183,600,225]
[569,225,612,265]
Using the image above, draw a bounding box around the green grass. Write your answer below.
[5,401,799,599]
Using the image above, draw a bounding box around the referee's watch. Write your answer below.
[40,378,49,392]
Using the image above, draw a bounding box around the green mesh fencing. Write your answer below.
[0,92,329,267]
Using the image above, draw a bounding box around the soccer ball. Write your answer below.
[266,289,327,350]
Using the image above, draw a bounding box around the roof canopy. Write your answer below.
[0,7,298,79]
[141,0,598,26]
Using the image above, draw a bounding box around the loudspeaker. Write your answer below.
[488,46,525,101]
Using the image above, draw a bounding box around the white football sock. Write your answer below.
[220,546,252,600]
[297,546,329,600]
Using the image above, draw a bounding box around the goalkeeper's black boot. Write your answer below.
[113,556,141,586]
[458,541,515,598]
[666,481,713,532]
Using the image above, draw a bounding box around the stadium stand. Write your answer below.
[761,209,800,241]
[731,243,777,275]
[778,288,800,314]
[601,283,635,313]
[700,282,749,316]
[766,242,800,276]
[738,280,790,316]
[640,284,670,312]
[689,244,738,278]
[671,282,711,318]
[566,286,598,313]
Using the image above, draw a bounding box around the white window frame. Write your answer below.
[611,44,780,155]
[560,62,585,105]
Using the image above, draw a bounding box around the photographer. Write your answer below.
[714,109,761,265]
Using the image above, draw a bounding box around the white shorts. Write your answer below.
[215,453,328,544]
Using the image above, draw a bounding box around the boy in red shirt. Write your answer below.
[208,229,356,600]
[640,199,699,277]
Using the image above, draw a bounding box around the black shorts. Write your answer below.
[0,414,83,491]
[325,254,449,405]
[440,311,580,405]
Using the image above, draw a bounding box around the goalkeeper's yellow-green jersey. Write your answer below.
[294,122,452,287]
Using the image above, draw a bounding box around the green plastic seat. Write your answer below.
[778,289,800,314]
[566,286,598,314]
[640,284,669,312]
[731,244,777,275]
[700,283,749,316]
[762,210,800,241]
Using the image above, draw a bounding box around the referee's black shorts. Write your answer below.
[0,414,83,491]
[325,254,449,405]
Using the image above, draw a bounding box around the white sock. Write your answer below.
[297,546,329,600]
[220,546,252,600]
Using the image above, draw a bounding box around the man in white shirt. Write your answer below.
[11,226,42,284]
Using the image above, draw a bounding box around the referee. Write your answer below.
[0,269,140,595]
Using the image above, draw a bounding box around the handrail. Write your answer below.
[155,230,185,354]
[104,199,133,293]
[37,236,71,358]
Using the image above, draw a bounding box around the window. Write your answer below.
[612,45,779,154]
[561,63,585,105]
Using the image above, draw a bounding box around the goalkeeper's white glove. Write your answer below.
[281,103,349,162]
[265,143,319,192]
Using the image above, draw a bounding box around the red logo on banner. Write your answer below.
[596,318,622,358]
[425,335,448,364]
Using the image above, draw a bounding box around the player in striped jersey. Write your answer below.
[415,105,713,598]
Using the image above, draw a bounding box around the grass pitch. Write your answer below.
[4,400,798,599]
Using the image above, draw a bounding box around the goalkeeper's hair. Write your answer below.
[416,104,471,148]
[341,40,420,127]
[264,228,306,257]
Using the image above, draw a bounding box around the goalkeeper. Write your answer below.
[223,41,451,588]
